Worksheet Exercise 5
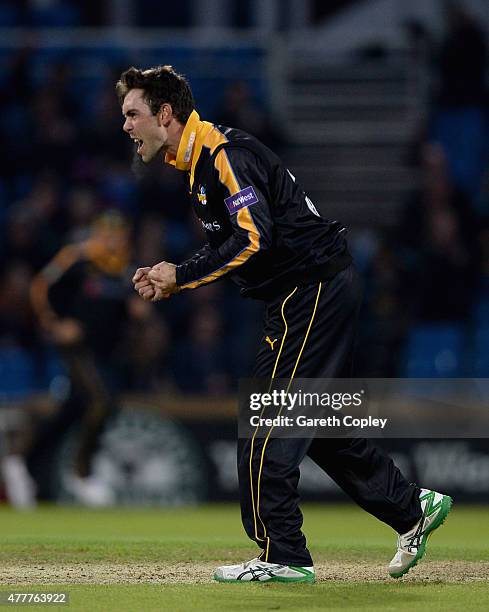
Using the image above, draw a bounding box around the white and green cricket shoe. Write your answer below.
[389,488,453,578]
[214,558,315,583]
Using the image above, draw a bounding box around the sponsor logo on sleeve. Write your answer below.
[224,186,258,215]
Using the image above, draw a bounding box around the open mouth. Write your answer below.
[132,138,144,154]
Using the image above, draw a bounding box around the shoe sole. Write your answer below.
[390,494,453,579]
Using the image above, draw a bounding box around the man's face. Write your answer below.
[122,89,167,163]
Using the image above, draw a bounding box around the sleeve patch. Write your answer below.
[224,186,258,215]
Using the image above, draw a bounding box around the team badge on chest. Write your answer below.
[197,185,207,206]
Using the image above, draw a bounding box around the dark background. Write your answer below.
[0,0,488,504]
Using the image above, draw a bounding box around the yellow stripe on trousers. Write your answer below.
[249,286,297,546]
[250,283,323,561]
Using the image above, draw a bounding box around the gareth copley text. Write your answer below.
[249,414,388,429]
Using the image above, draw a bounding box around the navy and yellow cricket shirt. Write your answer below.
[165,110,351,300]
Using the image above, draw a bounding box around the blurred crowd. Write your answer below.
[355,3,489,377]
[0,42,273,504]
[0,1,488,507]
[0,52,270,402]
[0,2,488,409]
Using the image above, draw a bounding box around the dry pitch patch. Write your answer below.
[1,561,488,585]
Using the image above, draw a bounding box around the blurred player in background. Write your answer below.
[119,66,452,582]
[2,210,139,507]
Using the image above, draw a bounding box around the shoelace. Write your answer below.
[242,558,260,569]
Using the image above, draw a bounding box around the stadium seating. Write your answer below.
[401,323,466,377]
[0,346,36,398]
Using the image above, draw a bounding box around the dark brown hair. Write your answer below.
[116,65,194,123]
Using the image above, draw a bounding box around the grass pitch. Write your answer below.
[0,503,487,611]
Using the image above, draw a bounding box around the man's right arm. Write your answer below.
[175,148,272,290]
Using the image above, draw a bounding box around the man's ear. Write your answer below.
[158,103,173,127]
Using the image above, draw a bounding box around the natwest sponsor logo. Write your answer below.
[224,186,258,214]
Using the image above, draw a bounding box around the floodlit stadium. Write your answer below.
[0,1,488,610]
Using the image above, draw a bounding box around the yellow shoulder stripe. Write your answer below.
[180,138,261,290]
[189,124,228,191]
[214,148,241,195]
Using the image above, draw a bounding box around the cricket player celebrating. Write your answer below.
[117,65,452,583]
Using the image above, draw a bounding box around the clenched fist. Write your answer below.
[148,262,179,296]
[132,266,170,302]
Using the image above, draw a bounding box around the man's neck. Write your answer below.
[166,122,185,157]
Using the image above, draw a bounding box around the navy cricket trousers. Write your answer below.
[238,265,422,566]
